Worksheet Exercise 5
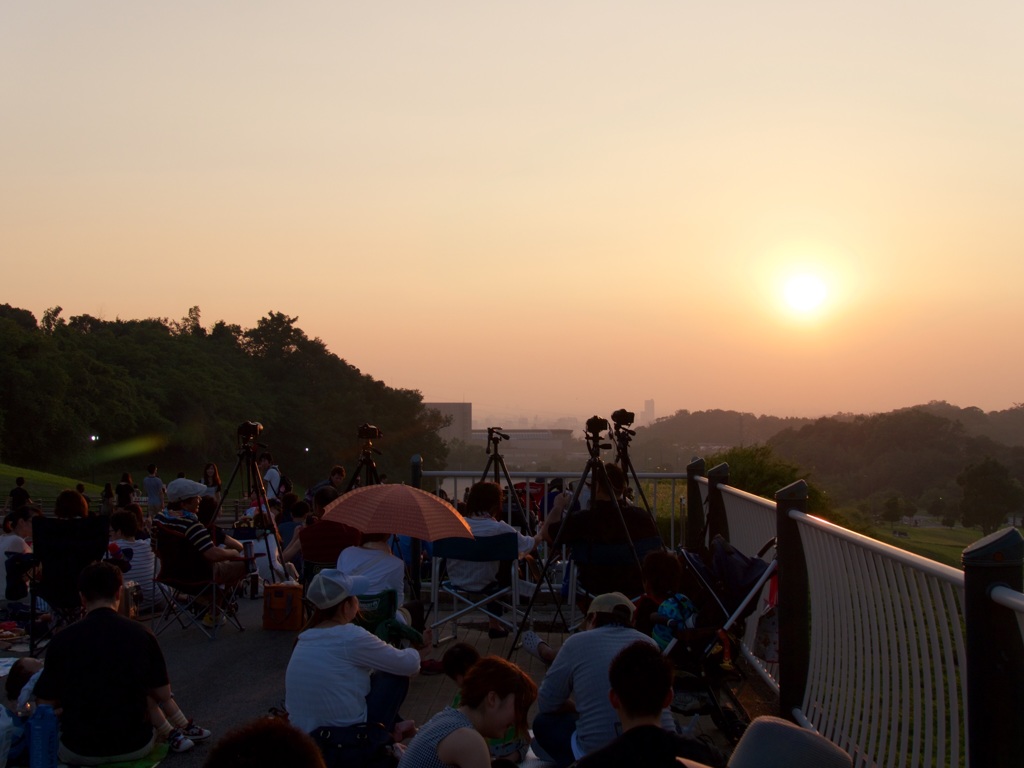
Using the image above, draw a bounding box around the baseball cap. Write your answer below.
[306,569,372,611]
[587,592,636,621]
[166,478,209,503]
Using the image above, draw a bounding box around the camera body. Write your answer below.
[358,423,383,440]
[611,409,635,427]
[585,415,610,435]
[237,421,263,445]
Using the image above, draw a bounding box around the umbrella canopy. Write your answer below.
[321,484,473,542]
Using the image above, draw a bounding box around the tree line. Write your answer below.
[0,304,448,490]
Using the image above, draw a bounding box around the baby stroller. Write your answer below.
[656,534,777,743]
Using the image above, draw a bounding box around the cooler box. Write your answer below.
[262,582,305,631]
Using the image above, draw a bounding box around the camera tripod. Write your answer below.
[481,427,533,534]
[217,422,286,585]
[346,437,383,491]
[611,418,656,522]
[508,417,645,658]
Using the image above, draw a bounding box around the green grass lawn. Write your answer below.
[872,524,984,569]
[0,463,103,508]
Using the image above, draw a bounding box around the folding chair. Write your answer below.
[430,533,521,646]
[29,515,110,655]
[355,589,422,647]
[565,535,665,630]
[151,521,244,640]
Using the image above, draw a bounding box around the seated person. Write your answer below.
[572,641,725,767]
[541,464,663,598]
[337,531,425,633]
[445,481,541,639]
[285,570,426,768]
[282,486,361,573]
[1,508,34,602]
[440,643,530,763]
[633,549,684,642]
[401,656,537,768]
[532,593,675,768]
[32,562,211,763]
[4,656,44,766]
[155,478,247,590]
[108,509,158,611]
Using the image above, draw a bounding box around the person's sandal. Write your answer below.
[521,630,551,665]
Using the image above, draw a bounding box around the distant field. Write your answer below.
[872,524,982,569]
[0,464,102,509]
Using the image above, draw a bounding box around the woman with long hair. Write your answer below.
[100,483,115,516]
[401,656,538,768]
[202,463,222,503]
[114,472,134,509]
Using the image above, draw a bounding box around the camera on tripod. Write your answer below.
[585,415,610,435]
[237,421,263,447]
[611,409,635,428]
[358,423,383,440]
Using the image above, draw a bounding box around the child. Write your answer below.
[441,643,529,764]
[109,510,157,611]
[635,550,697,650]
[4,657,44,765]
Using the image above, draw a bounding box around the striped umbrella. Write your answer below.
[321,484,473,542]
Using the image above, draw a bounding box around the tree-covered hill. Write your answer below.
[0,304,447,487]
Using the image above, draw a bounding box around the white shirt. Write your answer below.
[337,545,406,605]
[0,533,31,600]
[445,515,535,592]
[285,622,420,733]
[263,466,282,500]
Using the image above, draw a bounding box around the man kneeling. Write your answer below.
[33,561,210,764]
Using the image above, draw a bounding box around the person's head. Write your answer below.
[14,477,25,488]
[312,485,338,516]
[642,549,682,599]
[305,569,370,626]
[165,478,208,514]
[465,481,501,517]
[290,500,310,521]
[147,463,157,475]
[54,489,89,519]
[5,657,43,703]
[459,656,537,738]
[442,642,481,684]
[120,471,132,484]
[197,496,220,526]
[3,507,33,538]
[204,463,221,484]
[203,717,326,768]
[258,452,273,472]
[280,492,299,514]
[592,464,626,500]
[587,592,636,629]
[109,509,138,539]
[608,640,674,719]
[75,482,86,494]
[78,561,123,607]
[329,466,346,488]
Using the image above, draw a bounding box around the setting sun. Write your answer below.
[783,274,828,315]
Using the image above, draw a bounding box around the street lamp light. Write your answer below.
[89,435,100,483]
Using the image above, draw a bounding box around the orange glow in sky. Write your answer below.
[3,3,1023,421]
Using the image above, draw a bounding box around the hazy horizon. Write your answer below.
[5,3,1023,420]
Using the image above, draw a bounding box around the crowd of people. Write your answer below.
[0,460,851,768]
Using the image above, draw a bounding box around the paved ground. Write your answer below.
[3,592,770,767]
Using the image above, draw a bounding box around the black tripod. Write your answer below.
[611,414,656,522]
[347,423,384,490]
[216,421,286,585]
[480,427,533,534]
[508,417,644,658]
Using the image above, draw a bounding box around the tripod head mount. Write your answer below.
[486,427,510,455]
[584,416,612,459]
[236,421,264,453]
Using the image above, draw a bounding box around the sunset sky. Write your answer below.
[4,2,1023,422]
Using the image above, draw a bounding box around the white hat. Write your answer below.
[587,592,636,621]
[165,478,209,503]
[306,570,372,611]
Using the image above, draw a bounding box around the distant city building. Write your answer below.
[643,399,655,425]
[423,402,472,443]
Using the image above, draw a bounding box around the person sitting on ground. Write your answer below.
[282,486,361,576]
[155,478,247,592]
[440,643,531,764]
[4,656,44,766]
[571,641,725,767]
[401,655,537,768]
[202,717,326,768]
[109,510,158,611]
[532,592,676,768]
[445,481,541,639]
[633,549,684,640]
[285,569,426,768]
[33,561,211,762]
[540,463,662,598]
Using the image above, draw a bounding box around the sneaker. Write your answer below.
[168,729,195,753]
[181,719,212,741]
